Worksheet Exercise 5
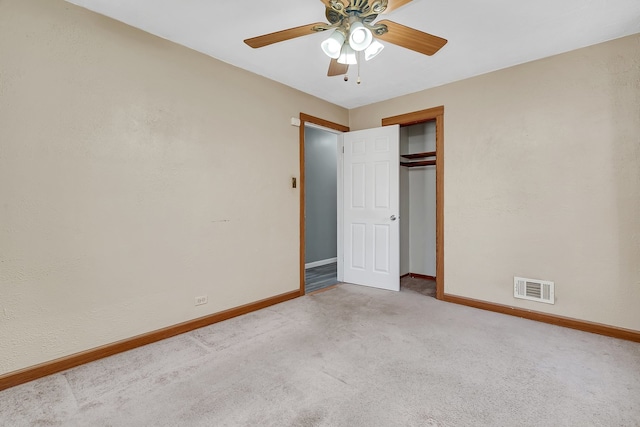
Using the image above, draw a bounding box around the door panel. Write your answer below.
[343,125,399,291]
[351,223,366,269]
[351,163,366,208]
[374,224,390,272]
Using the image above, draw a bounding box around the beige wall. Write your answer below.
[352,34,640,331]
[1,0,638,377]
[0,0,348,375]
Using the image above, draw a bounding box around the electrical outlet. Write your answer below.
[195,295,208,306]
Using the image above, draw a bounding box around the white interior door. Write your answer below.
[343,125,400,291]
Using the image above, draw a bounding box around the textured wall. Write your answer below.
[0,0,347,375]
[351,34,640,331]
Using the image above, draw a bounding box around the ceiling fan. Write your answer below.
[244,0,447,82]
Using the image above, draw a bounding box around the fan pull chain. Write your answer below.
[342,52,363,84]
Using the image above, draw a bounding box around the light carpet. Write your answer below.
[1,284,639,426]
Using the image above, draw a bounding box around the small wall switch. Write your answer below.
[292,177,297,188]
[290,117,301,127]
[195,295,208,306]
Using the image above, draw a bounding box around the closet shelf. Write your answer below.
[400,160,436,168]
[400,151,436,160]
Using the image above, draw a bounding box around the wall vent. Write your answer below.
[514,277,554,304]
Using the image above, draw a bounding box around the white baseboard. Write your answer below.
[305,257,338,269]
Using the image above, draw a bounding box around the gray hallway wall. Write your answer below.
[304,126,338,264]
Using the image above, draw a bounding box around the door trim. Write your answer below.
[382,106,445,299]
[299,113,349,295]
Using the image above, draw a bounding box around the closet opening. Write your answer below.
[383,106,444,299]
[399,121,437,298]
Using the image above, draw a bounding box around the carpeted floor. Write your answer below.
[400,275,436,297]
[1,284,639,426]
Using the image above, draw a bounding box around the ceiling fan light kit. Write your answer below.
[244,0,447,82]
[321,30,346,59]
[364,39,384,61]
[347,21,374,51]
[337,44,358,65]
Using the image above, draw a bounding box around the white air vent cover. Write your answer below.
[514,277,554,304]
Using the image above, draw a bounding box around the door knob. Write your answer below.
[390,215,397,221]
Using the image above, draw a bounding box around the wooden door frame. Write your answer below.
[382,106,445,300]
[299,113,350,295]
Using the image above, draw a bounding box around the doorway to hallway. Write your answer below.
[299,114,349,295]
[304,125,339,294]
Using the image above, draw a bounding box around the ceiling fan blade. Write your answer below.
[244,23,326,48]
[376,20,447,56]
[328,59,349,77]
[382,0,413,13]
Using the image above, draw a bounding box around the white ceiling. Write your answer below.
[65,0,640,109]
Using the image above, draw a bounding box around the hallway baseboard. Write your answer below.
[305,257,338,269]
[305,262,338,294]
